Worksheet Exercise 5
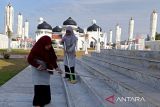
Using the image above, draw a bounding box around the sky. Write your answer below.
[0,0,160,41]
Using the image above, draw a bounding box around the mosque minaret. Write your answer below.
[5,3,14,34]
[150,10,158,41]
[109,30,113,45]
[128,17,134,50]
[17,12,23,37]
[128,17,134,41]
[24,20,29,38]
[115,24,121,49]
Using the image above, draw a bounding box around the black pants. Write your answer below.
[65,65,76,80]
[33,85,51,106]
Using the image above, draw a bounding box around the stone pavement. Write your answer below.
[0,66,67,107]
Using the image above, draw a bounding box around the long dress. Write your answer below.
[31,60,51,106]
[62,35,77,80]
[27,36,58,106]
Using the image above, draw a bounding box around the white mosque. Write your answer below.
[36,17,106,51]
[0,3,160,51]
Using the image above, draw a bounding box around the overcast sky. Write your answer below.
[0,0,160,41]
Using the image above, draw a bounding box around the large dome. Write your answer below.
[63,17,77,26]
[37,21,52,30]
[87,24,102,32]
[77,27,84,33]
[52,26,62,32]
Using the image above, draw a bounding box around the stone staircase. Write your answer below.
[59,49,160,107]
[1,49,160,107]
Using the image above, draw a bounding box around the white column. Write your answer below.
[22,27,25,40]
[76,32,80,51]
[150,10,158,41]
[97,28,101,53]
[104,33,107,49]
[115,24,120,43]
[24,40,27,50]
[85,39,88,54]
[5,3,14,34]
[128,17,134,41]
[84,29,88,54]
[24,20,29,38]
[119,27,122,41]
[5,3,14,51]
[17,13,23,37]
[109,30,113,44]
[128,17,134,50]
[115,24,121,49]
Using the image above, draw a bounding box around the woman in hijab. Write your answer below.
[61,26,78,84]
[28,36,61,107]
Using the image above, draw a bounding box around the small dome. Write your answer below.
[63,17,77,26]
[77,27,84,33]
[52,26,62,32]
[37,21,52,30]
[87,24,102,32]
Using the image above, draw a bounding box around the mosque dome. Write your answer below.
[52,26,62,32]
[37,21,52,30]
[87,24,102,32]
[63,17,77,26]
[77,27,84,33]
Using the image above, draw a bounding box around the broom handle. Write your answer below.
[47,69,106,81]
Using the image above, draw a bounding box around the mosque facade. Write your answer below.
[36,17,106,50]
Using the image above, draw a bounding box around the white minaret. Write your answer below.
[115,24,121,49]
[128,17,134,50]
[5,3,14,34]
[128,17,134,41]
[119,27,122,40]
[22,27,25,40]
[24,20,29,38]
[115,24,120,43]
[150,10,158,41]
[17,12,23,37]
[109,30,113,44]
[103,33,107,49]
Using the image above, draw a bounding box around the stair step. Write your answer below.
[75,61,137,107]
[50,74,69,107]
[59,63,100,107]
[93,52,160,71]
[84,55,160,90]
[77,58,160,107]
